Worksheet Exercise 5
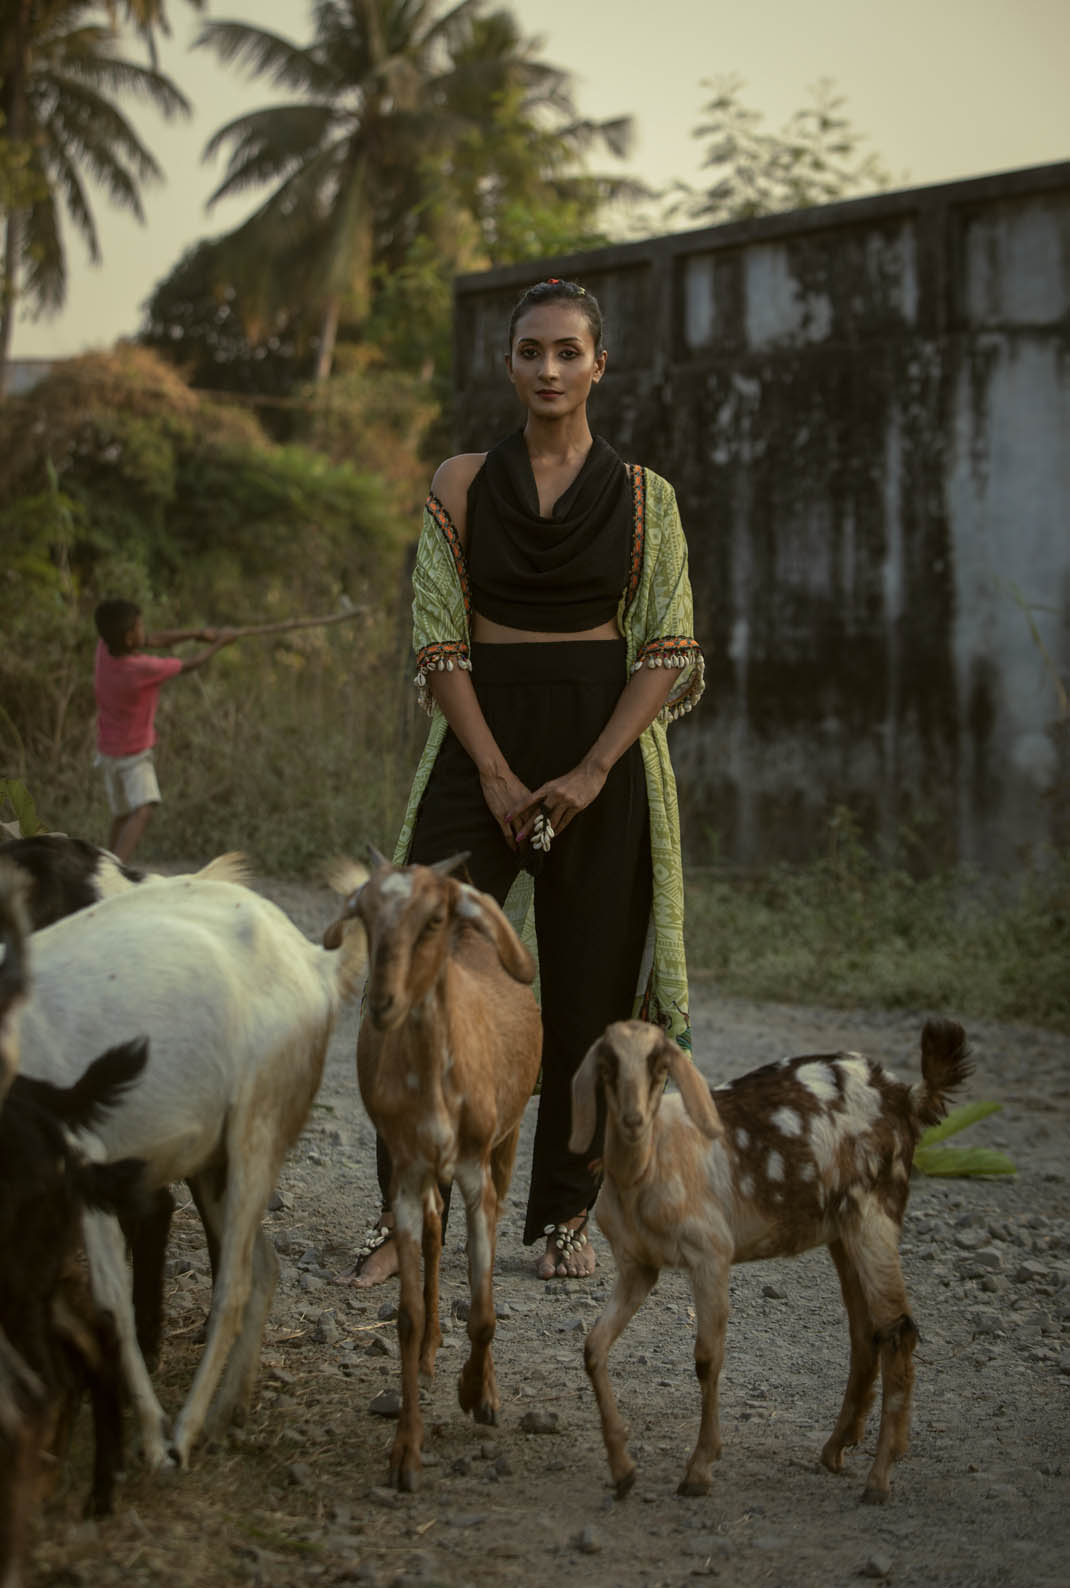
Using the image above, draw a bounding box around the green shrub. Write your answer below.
[685,810,1069,1030]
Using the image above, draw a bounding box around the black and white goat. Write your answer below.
[571,1018,971,1504]
[0,1041,149,1519]
[16,865,368,1469]
[0,836,144,932]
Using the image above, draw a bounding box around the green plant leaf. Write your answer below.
[919,1100,1003,1145]
[0,779,44,836]
[914,1145,1016,1177]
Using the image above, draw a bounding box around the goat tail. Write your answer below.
[911,1018,973,1126]
[17,1037,149,1131]
[77,1155,150,1220]
[326,913,369,1003]
[195,850,251,887]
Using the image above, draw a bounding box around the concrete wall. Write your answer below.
[452,163,1070,869]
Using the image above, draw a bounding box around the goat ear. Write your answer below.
[431,851,471,879]
[455,884,535,984]
[664,1040,723,1140]
[569,1039,602,1154]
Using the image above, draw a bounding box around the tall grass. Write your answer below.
[684,810,1070,1030]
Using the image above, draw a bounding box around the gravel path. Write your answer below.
[32,873,1070,1588]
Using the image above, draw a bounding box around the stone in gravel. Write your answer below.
[315,1310,339,1344]
[971,1247,1004,1270]
[519,1408,559,1434]
[1016,1259,1050,1283]
[368,1388,402,1418]
[954,1228,988,1251]
[970,1309,1001,1335]
[287,1462,314,1487]
[762,1283,787,1299]
[859,1552,893,1578]
[377,1301,398,1321]
[366,1333,396,1358]
[299,1272,325,1293]
[453,1297,471,1321]
[574,1525,602,1554]
[267,1189,285,1212]
[981,1274,1010,1294]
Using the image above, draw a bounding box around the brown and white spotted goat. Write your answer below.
[571,1017,971,1504]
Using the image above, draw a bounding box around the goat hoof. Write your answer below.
[473,1403,498,1426]
[677,1477,711,1498]
[861,1485,890,1505]
[391,1466,418,1494]
[820,1445,845,1474]
[614,1469,637,1500]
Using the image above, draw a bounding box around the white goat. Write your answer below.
[15,861,367,1469]
[0,863,30,1104]
[571,1018,971,1504]
[325,850,541,1492]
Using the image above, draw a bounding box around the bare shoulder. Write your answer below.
[430,453,487,538]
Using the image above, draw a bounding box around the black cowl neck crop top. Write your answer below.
[466,430,632,632]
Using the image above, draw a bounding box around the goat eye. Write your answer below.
[421,914,445,935]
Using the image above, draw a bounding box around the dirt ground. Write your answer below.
[31,870,1070,1588]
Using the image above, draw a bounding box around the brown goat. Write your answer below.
[571,1017,971,1504]
[328,850,541,1492]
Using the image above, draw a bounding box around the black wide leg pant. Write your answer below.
[376,638,651,1244]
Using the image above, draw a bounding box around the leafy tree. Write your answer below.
[139,235,317,414]
[194,0,635,383]
[674,76,894,225]
[0,0,190,394]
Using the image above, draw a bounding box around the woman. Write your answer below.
[352,277,703,1284]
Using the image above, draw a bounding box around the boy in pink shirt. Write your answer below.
[93,599,234,861]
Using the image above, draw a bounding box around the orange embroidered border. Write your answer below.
[426,491,472,628]
[416,641,469,673]
[634,635,701,668]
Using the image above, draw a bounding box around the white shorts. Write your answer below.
[95,748,162,816]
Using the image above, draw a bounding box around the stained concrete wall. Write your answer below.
[452,163,1070,869]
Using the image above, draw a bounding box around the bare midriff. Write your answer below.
[472,613,621,644]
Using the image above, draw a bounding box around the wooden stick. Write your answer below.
[224,608,365,641]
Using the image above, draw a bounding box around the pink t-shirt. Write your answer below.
[94,641,183,756]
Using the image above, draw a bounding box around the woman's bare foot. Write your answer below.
[536,1214,596,1280]
[340,1214,399,1288]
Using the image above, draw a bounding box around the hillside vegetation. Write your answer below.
[0,346,429,869]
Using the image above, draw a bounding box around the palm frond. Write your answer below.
[40,76,163,198]
[194,20,336,98]
[21,186,71,314]
[203,107,344,208]
[43,52,190,120]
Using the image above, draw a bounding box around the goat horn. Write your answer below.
[366,843,389,869]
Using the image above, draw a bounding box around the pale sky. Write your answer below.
[10,0,1069,360]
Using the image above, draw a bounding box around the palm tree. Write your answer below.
[0,0,191,393]
[196,0,636,383]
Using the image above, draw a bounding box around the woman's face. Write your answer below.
[505,303,607,419]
